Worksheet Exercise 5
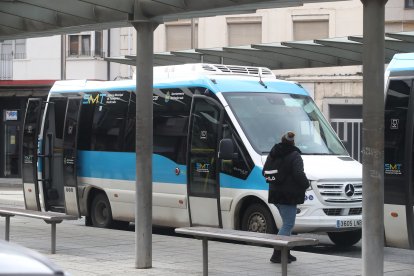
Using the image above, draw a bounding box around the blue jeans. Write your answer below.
[276,204,297,236]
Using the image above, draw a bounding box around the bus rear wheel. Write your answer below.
[91,193,114,228]
[327,229,362,247]
[241,203,277,234]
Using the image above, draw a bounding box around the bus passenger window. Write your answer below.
[87,91,129,152]
[78,102,95,150]
[124,91,136,152]
[153,87,194,164]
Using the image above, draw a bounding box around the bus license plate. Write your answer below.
[336,219,362,228]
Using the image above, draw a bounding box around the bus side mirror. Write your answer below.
[218,138,238,160]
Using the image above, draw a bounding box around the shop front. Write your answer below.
[0,81,52,179]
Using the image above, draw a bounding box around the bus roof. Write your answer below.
[386,53,414,72]
[50,64,308,96]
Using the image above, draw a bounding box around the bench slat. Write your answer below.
[0,207,78,221]
[0,207,78,254]
[176,226,318,247]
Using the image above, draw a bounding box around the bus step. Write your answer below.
[49,206,66,213]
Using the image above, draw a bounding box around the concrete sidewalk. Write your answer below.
[1,187,413,275]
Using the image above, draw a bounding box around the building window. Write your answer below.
[292,15,329,41]
[0,39,26,59]
[14,39,26,59]
[95,31,103,57]
[227,17,262,46]
[69,34,90,56]
[165,20,198,51]
[406,0,414,8]
[68,32,104,58]
[0,40,13,56]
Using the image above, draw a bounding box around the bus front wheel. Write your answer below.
[327,229,362,247]
[91,193,114,228]
[241,203,277,234]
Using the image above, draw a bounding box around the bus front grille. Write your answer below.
[316,181,362,203]
[323,208,363,216]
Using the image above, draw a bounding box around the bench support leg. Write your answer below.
[5,216,10,241]
[202,238,208,276]
[281,247,288,276]
[51,223,56,254]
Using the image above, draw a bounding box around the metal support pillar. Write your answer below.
[360,0,387,275]
[202,238,208,276]
[281,247,288,276]
[61,35,66,80]
[191,18,197,49]
[132,21,158,269]
[51,223,56,254]
[5,216,10,241]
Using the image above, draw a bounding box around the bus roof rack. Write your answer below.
[153,63,275,79]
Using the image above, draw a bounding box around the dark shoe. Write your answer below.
[270,250,292,264]
[288,253,297,262]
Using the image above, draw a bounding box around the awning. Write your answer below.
[106,31,414,69]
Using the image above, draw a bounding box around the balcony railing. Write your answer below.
[0,54,13,80]
[67,51,106,58]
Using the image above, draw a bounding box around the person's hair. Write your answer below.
[281,131,295,145]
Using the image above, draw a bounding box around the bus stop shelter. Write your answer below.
[0,1,388,275]
[107,32,414,69]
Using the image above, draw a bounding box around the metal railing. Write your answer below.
[330,118,363,162]
[0,54,13,80]
[67,51,106,58]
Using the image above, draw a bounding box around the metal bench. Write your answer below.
[175,226,318,276]
[0,207,78,254]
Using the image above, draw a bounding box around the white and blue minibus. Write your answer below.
[22,64,362,246]
[384,53,414,249]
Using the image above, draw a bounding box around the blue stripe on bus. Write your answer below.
[77,150,268,190]
[220,167,268,190]
[78,151,186,183]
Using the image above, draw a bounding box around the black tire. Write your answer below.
[241,203,277,234]
[91,193,114,228]
[327,229,362,247]
[113,220,130,230]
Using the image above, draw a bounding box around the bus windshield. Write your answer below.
[224,92,348,155]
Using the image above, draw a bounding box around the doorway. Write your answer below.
[2,109,21,178]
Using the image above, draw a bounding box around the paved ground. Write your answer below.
[1,184,414,276]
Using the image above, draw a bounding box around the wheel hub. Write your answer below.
[248,212,267,233]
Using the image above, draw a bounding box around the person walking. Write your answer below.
[262,131,309,263]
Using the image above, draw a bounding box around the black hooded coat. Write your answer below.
[263,143,309,205]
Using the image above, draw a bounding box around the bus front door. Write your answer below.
[384,78,414,249]
[187,95,223,228]
[40,98,69,213]
[22,98,43,211]
[62,98,82,217]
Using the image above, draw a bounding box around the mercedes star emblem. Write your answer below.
[344,184,355,197]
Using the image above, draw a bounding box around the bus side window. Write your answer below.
[90,91,129,152]
[78,95,96,150]
[153,87,192,164]
[221,118,253,180]
[124,91,136,152]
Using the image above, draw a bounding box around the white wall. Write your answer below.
[386,0,414,23]
[153,0,363,52]
[13,35,61,80]
[66,58,107,80]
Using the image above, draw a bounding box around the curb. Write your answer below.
[0,178,22,189]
